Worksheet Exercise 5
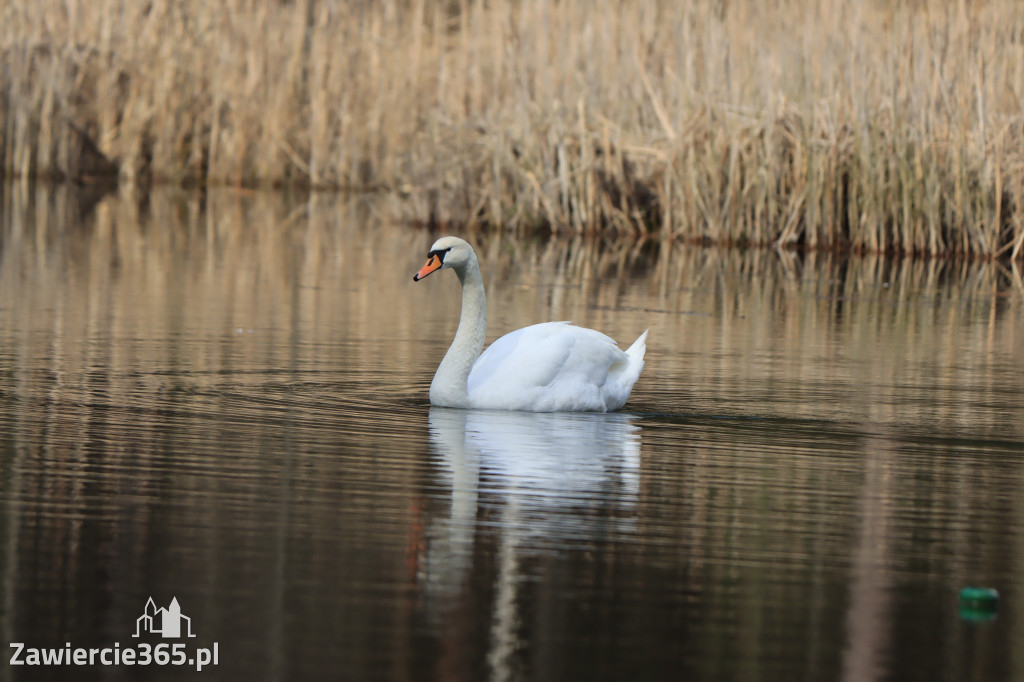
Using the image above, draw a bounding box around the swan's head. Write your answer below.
[413,236,476,281]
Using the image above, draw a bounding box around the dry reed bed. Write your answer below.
[2,0,1023,258]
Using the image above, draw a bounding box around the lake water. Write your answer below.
[1,184,1022,681]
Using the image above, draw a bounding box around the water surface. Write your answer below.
[1,185,1022,681]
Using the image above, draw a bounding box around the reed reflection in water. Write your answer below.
[0,184,1022,681]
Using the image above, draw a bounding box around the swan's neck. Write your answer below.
[430,260,486,407]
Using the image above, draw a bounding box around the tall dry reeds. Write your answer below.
[2,0,1023,258]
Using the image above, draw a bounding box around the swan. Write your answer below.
[413,236,648,412]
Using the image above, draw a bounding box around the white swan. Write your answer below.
[413,236,648,412]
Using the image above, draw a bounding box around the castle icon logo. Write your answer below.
[132,597,196,638]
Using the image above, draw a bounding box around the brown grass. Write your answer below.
[2,0,1023,258]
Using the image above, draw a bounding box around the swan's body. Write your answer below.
[413,237,647,412]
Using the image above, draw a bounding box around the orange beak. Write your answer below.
[413,254,443,281]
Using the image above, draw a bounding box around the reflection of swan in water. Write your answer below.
[427,406,640,537]
[419,407,641,679]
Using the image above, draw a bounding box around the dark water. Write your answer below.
[1,185,1022,681]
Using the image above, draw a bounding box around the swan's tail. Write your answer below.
[603,329,649,411]
[625,329,648,366]
[620,329,649,386]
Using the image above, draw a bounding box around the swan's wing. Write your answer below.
[468,322,631,410]
[467,322,576,394]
